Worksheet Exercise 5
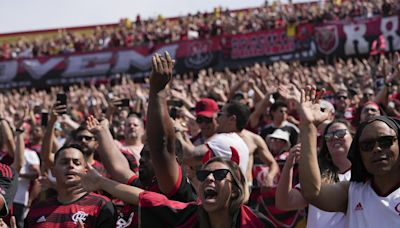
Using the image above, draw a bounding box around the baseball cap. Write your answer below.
[195,98,219,118]
[267,129,291,147]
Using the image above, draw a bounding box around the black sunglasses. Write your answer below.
[196,169,230,182]
[76,135,95,142]
[196,116,213,124]
[324,129,347,141]
[336,95,348,100]
[359,135,397,152]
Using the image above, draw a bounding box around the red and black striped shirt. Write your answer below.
[139,191,276,227]
[0,163,18,218]
[25,193,116,228]
[116,165,196,228]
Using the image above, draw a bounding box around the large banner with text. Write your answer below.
[0,14,399,88]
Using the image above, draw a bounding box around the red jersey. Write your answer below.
[25,193,116,228]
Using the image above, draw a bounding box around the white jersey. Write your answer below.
[14,149,40,206]
[346,180,400,228]
[306,170,351,228]
[206,133,249,174]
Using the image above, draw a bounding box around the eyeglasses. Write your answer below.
[196,169,231,182]
[363,93,374,97]
[76,135,95,142]
[324,129,347,141]
[359,135,397,152]
[336,95,348,100]
[196,116,213,124]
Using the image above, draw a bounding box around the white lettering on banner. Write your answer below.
[344,24,369,55]
[0,61,17,83]
[62,52,112,77]
[22,58,64,79]
[381,16,400,51]
[112,44,178,73]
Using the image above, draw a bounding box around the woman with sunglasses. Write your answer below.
[298,86,400,227]
[67,156,276,227]
[276,119,352,228]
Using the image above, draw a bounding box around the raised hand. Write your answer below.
[66,164,102,194]
[149,52,175,93]
[287,143,301,167]
[278,84,301,103]
[297,86,329,126]
[49,102,67,125]
[86,115,109,134]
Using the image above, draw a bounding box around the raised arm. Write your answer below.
[68,164,144,205]
[41,104,65,169]
[86,116,135,183]
[297,87,349,213]
[275,144,307,210]
[253,132,280,187]
[0,119,15,158]
[146,52,180,195]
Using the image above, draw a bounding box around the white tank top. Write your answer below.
[345,181,400,228]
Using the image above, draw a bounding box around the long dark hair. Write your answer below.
[348,116,400,182]
[319,119,352,183]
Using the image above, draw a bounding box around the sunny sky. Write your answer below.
[0,0,313,34]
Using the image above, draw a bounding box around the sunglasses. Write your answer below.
[359,135,397,152]
[324,129,347,141]
[76,135,95,142]
[336,95,348,100]
[196,116,213,124]
[196,169,231,182]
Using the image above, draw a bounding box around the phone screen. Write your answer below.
[41,112,49,126]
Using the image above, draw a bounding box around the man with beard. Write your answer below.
[116,115,144,172]
[41,103,109,177]
[69,125,109,177]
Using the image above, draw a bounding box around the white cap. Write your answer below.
[206,133,249,174]
[267,129,291,147]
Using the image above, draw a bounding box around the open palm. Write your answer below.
[298,86,329,126]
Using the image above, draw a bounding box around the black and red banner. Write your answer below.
[0,14,399,88]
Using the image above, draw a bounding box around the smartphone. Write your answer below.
[41,112,49,126]
[56,93,67,114]
[117,99,130,107]
[56,93,67,105]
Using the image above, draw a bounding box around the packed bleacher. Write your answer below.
[1,0,400,60]
[0,1,399,228]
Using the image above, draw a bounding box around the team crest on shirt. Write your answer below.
[395,203,400,215]
[116,212,134,228]
[72,211,88,224]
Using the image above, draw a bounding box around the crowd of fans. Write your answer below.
[1,0,400,60]
[0,48,397,227]
[0,0,399,227]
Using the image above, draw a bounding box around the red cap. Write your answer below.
[195,98,219,118]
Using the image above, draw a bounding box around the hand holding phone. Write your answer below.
[56,94,67,114]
